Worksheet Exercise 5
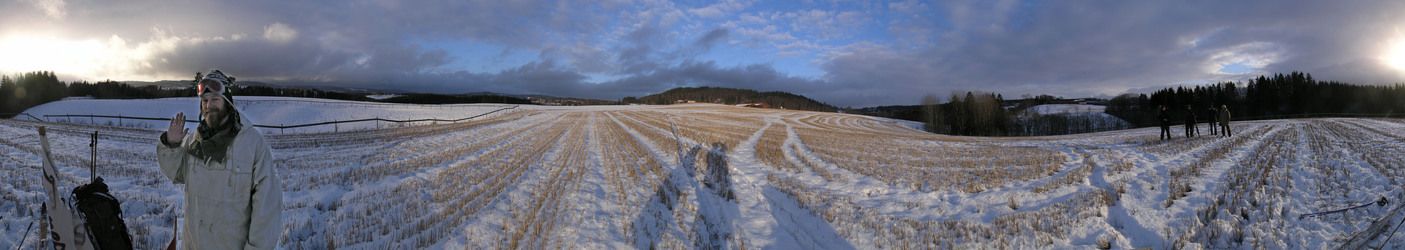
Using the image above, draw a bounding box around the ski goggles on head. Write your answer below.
[197,79,226,97]
[198,69,230,97]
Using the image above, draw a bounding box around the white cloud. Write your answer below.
[688,0,752,19]
[1203,42,1285,75]
[887,0,927,13]
[263,22,298,45]
[732,25,796,47]
[0,32,171,82]
[738,13,766,25]
[26,0,65,19]
[689,7,725,19]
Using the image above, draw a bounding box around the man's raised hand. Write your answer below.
[166,112,188,144]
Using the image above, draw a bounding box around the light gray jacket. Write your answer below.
[1219,109,1231,126]
[158,114,282,250]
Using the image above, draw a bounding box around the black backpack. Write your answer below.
[71,177,133,250]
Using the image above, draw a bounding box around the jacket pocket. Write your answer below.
[225,157,255,203]
[216,165,255,234]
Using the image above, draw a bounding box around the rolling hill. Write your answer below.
[635,86,838,112]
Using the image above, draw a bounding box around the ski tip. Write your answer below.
[38,126,46,136]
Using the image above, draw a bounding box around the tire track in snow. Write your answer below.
[767,118,852,249]
[711,118,777,247]
[1101,122,1278,248]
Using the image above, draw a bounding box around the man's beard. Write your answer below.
[203,107,228,126]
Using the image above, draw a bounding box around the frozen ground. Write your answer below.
[2,99,1405,249]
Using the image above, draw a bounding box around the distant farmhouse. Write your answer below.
[735,102,770,108]
[1048,99,1088,105]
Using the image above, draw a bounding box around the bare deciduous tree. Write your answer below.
[921,93,944,133]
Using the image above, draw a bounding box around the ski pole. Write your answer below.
[91,130,98,182]
[166,216,179,250]
[18,220,34,250]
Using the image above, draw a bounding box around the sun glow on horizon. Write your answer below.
[0,36,104,76]
[0,34,170,82]
[1386,43,1405,70]
[1384,27,1405,72]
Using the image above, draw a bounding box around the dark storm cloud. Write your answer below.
[1,0,611,85]
[595,60,824,100]
[489,60,591,95]
[616,25,663,72]
[391,59,821,102]
[137,33,454,90]
[694,28,730,51]
[236,0,611,50]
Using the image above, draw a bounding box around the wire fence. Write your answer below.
[234,98,511,109]
[1,113,44,121]
[3,105,519,133]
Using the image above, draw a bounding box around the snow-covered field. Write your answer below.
[18,96,521,134]
[3,98,1405,249]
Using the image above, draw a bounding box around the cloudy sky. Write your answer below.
[2,0,1404,107]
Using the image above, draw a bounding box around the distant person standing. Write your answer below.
[1219,105,1232,137]
[1184,105,1197,138]
[1159,105,1172,140]
[1207,107,1219,135]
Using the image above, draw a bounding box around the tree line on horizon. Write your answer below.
[1106,71,1405,127]
[0,71,531,118]
[1,71,69,116]
[912,71,1405,136]
[920,91,1012,136]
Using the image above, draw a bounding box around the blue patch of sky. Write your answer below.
[690,31,827,80]
[1007,0,1041,30]
[1218,60,1253,74]
[688,0,904,80]
[410,38,537,73]
[670,0,719,10]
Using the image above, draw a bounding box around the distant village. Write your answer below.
[670,99,776,109]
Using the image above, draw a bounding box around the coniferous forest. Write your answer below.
[1105,71,1405,127]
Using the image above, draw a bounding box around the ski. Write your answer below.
[38,126,95,250]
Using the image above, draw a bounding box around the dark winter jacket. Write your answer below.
[1184,111,1196,125]
[1208,109,1219,123]
[1159,110,1171,126]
